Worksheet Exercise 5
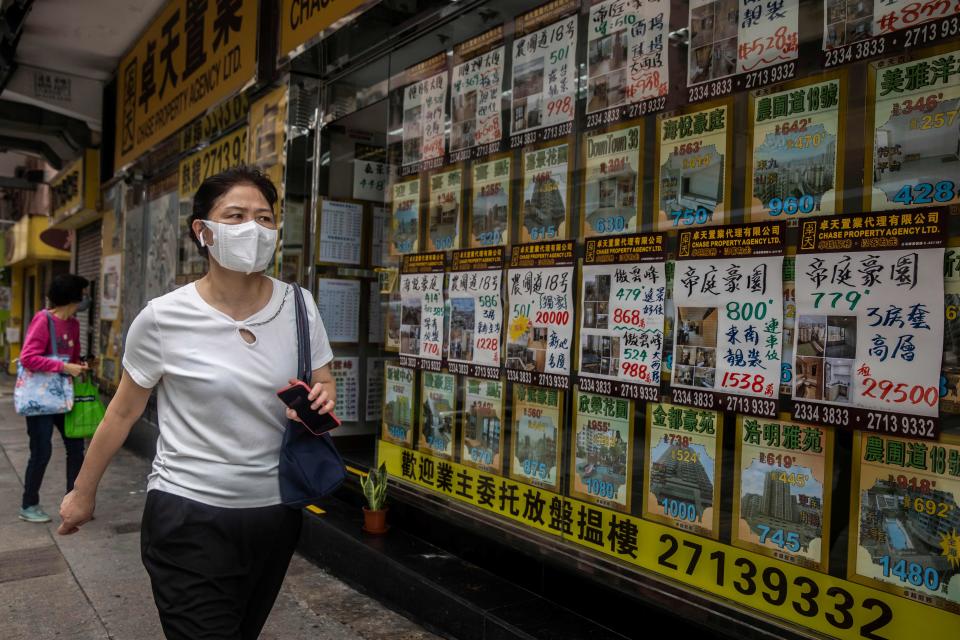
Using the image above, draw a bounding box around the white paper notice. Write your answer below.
[448,248,504,378]
[318,200,363,265]
[365,357,387,422]
[369,286,384,343]
[352,159,387,202]
[400,254,446,369]
[403,71,448,166]
[330,357,360,422]
[317,278,361,343]
[451,46,504,152]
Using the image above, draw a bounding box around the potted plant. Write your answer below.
[360,463,389,534]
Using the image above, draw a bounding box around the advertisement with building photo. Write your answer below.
[470,156,512,247]
[521,141,571,242]
[419,372,457,459]
[461,377,505,472]
[510,384,564,491]
[822,0,960,49]
[867,48,960,211]
[511,13,578,135]
[581,125,641,237]
[391,179,420,256]
[427,168,462,251]
[571,391,633,512]
[382,364,416,447]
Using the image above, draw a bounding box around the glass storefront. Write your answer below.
[286,0,960,637]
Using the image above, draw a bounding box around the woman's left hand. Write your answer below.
[285,379,334,423]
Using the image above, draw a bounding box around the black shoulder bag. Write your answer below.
[278,285,346,507]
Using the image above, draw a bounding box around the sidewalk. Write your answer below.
[0,380,441,640]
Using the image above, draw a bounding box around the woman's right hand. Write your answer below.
[58,488,95,535]
[63,362,87,377]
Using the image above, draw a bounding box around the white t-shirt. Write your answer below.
[122,277,334,508]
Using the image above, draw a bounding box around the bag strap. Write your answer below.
[291,285,312,384]
[45,311,59,359]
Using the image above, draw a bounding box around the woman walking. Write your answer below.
[18,274,90,523]
[58,167,337,640]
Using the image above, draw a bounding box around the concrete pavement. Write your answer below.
[0,380,441,640]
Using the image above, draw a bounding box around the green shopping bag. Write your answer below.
[65,377,106,439]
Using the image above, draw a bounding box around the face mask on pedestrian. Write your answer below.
[76,296,91,312]
[198,219,278,274]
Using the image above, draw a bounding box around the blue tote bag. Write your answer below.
[278,285,346,507]
[14,312,74,417]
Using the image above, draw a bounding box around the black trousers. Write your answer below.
[140,490,302,640]
[22,413,84,509]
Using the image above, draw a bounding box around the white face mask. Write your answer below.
[199,220,278,274]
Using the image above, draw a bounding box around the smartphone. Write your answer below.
[277,381,341,435]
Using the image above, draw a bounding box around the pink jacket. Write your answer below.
[19,311,81,373]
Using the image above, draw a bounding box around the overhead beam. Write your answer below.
[0,175,35,190]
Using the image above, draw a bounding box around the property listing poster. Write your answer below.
[469,155,512,247]
[791,212,945,436]
[330,357,360,422]
[399,252,446,371]
[505,241,576,389]
[450,28,505,161]
[941,245,960,413]
[510,384,565,491]
[461,377,506,473]
[382,364,416,447]
[585,0,670,123]
[570,390,634,513]
[390,179,420,257]
[578,233,666,402]
[447,247,504,379]
[670,222,786,418]
[521,139,572,242]
[365,357,387,422]
[401,53,448,172]
[510,2,579,140]
[581,124,642,237]
[427,168,463,252]
[419,371,457,459]
[748,77,844,222]
[780,257,797,396]
[654,103,731,231]
[643,401,724,539]
[849,432,960,613]
[687,0,799,87]
[733,416,834,572]
[867,48,960,212]
[823,0,960,50]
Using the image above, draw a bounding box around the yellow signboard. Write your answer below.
[178,127,248,199]
[280,0,368,60]
[116,0,258,169]
[50,149,99,223]
[379,439,959,640]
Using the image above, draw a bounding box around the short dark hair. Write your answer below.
[188,165,278,256]
[48,274,89,307]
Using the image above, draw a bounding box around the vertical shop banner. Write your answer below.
[401,54,448,175]
[450,28,506,163]
[247,85,288,200]
[100,254,122,321]
[506,241,576,389]
[823,0,960,65]
[577,233,666,401]
[371,205,387,267]
[427,168,463,252]
[581,124,643,237]
[686,0,798,102]
[447,248,504,379]
[461,377,506,473]
[942,246,960,412]
[469,155,513,247]
[317,199,363,265]
[520,139,573,242]
[399,252,446,371]
[330,357,360,422]
[733,416,834,573]
[671,222,786,418]
[654,103,732,231]
[510,1,579,146]
[849,433,960,613]
[643,401,724,539]
[115,0,258,168]
[747,77,845,222]
[866,48,960,212]
[791,211,945,437]
[390,178,421,257]
[316,279,361,343]
[419,371,457,459]
[570,390,634,512]
[780,257,797,396]
[510,384,565,491]
[382,364,416,447]
[365,357,387,422]
[585,0,670,128]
